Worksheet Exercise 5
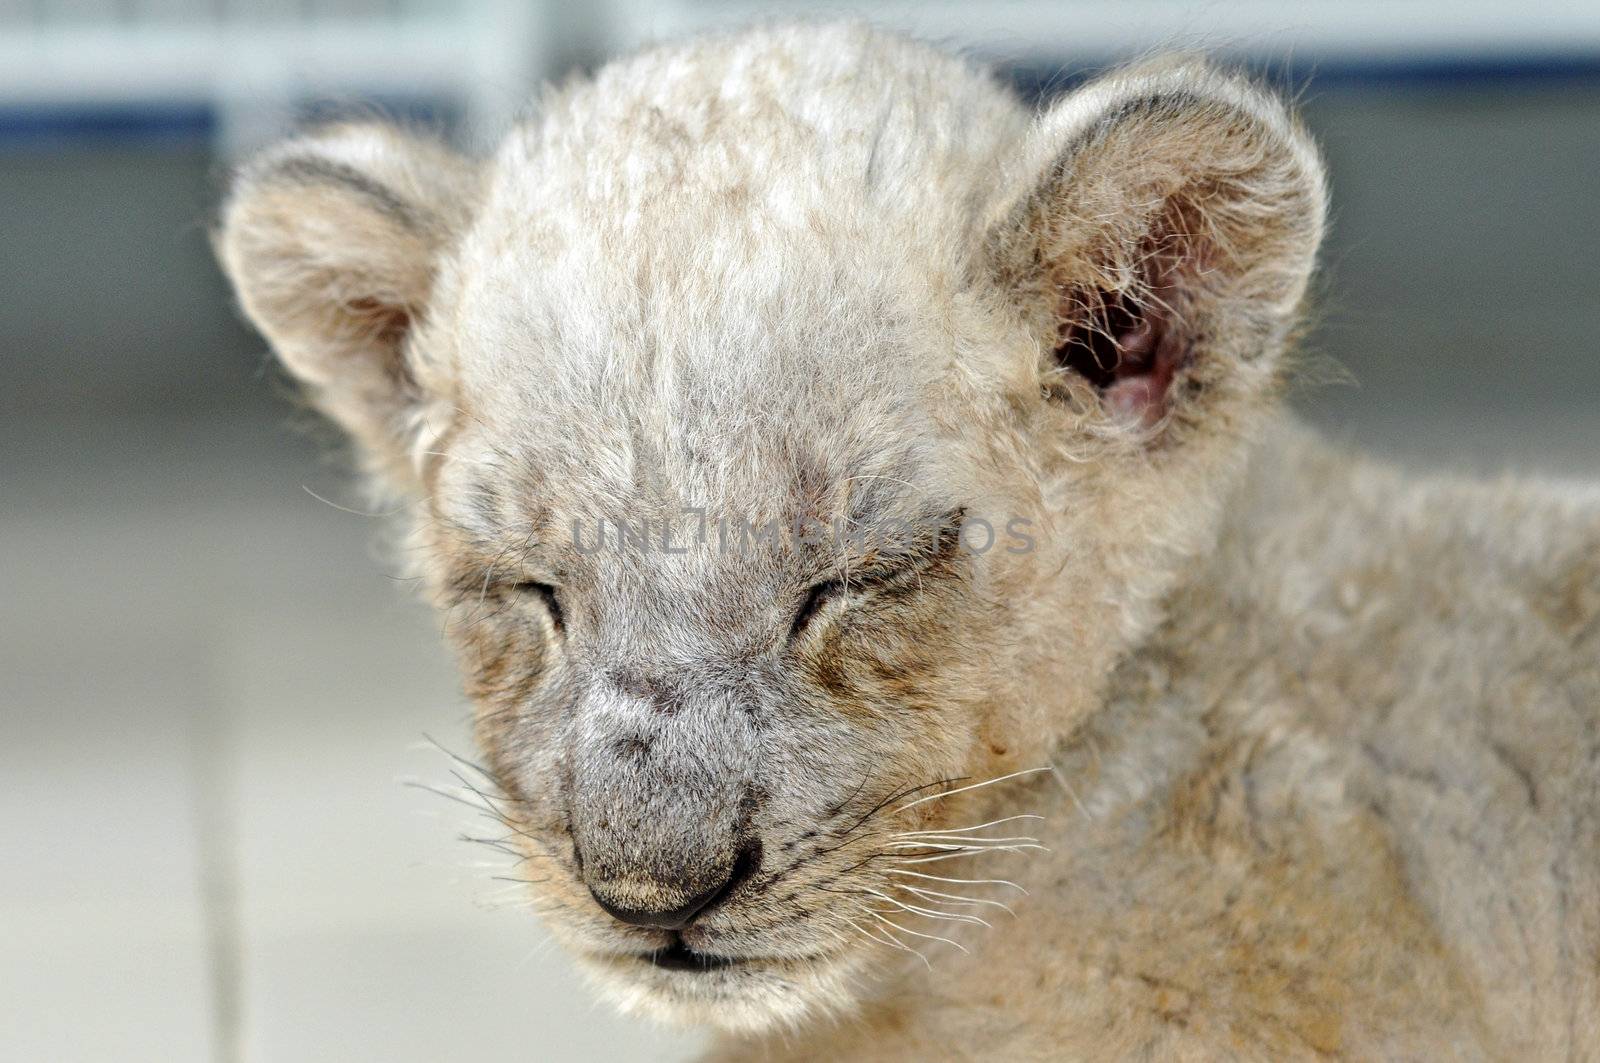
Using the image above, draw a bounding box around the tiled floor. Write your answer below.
[3,396,1596,1062]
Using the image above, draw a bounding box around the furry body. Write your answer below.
[711,423,1600,1060]
[217,22,1600,1060]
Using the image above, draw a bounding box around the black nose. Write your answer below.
[588,843,760,930]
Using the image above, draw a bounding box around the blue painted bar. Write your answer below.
[1,52,1596,147]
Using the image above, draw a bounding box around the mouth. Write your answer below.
[642,939,739,972]
[580,935,857,1033]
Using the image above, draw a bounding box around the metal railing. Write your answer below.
[0,0,547,152]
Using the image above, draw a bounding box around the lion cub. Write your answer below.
[218,21,1600,1060]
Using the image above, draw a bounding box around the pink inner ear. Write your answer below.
[1052,291,1185,428]
[1102,311,1180,428]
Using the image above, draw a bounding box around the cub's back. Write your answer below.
[1214,422,1600,1054]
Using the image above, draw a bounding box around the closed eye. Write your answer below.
[511,580,564,634]
[788,579,844,641]
[788,508,969,643]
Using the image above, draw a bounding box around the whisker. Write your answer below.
[894,884,1015,916]
[846,911,932,970]
[892,848,1041,865]
[419,733,500,784]
[890,834,1042,846]
[840,778,962,838]
[1051,764,1095,820]
[458,833,522,857]
[300,483,410,518]
[447,769,504,808]
[403,778,555,851]
[886,841,1047,853]
[402,778,503,815]
[894,814,1045,837]
[459,834,551,865]
[841,914,899,951]
[858,887,991,928]
[863,909,969,954]
[885,869,1029,894]
[892,766,1053,814]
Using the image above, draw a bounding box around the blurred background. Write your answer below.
[2,2,1597,1061]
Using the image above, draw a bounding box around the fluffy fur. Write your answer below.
[217,22,1600,1059]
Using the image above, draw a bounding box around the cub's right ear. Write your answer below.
[216,124,480,490]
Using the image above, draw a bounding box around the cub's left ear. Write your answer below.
[986,60,1326,436]
[216,123,480,490]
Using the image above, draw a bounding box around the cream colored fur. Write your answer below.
[709,423,1600,1060]
[216,21,1600,1060]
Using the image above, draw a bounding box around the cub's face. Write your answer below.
[218,38,1322,1033]
[415,227,1055,1028]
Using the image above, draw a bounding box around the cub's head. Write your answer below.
[218,34,1322,1034]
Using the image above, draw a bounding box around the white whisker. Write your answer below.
[858,887,991,928]
[863,909,969,954]
[895,884,1015,915]
[893,814,1045,837]
[892,766,1053,814]
[849,908,933,970]
[887,841,1047,853]
[891,833,1042,846]
[1051,764,1094,820]
[300,483,410,518]
[893,848,1040,865]
[886,869,1029,894]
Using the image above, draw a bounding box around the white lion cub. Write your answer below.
[218,21,1600,1060]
